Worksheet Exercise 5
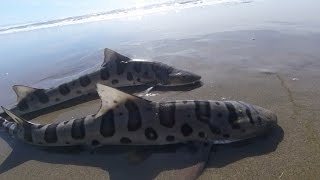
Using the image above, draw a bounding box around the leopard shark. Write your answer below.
[4,48,201,117]
[0,84,277,147]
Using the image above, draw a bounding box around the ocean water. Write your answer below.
[0,0,319,106]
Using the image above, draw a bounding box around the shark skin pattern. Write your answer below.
[8,48,201,116]
[1,84,277,148]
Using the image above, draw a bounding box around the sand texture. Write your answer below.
[1,30,320,179]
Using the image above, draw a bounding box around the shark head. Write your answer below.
[207,101,278,144]
[127,60,201,86]
[102,48,201,87]
[165,68,201,86]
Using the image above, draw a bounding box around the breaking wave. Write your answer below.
[0,0,252,35]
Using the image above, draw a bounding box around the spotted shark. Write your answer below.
[0,84,277,147]
[5,48,201,117]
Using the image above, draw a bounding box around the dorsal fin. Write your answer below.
[12,85,39,102]
[102,48,131,67]
[1,107,34,125]
[96,84,151,116]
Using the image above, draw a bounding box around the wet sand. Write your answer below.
[1,29,320,179]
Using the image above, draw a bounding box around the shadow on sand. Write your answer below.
[0,125,283,180]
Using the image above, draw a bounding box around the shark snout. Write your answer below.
[167,70,201,85]
[253,105,278,128]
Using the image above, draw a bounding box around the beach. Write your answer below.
[1,0,320,179]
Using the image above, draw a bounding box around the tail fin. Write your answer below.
[1,107,33,125]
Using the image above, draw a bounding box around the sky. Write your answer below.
[0,0,164,26]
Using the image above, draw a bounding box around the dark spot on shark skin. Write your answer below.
[17,99,29,111]
[258,116,262,122]
[166,135,175,142]
[79,75,91,87]
[246,108,255,124]
[137,78,141,82]
[127,72,133,81]
[125,100,142,131]
[159,102,175,128]
[209,124,221,135]
[22,123,33,143]
[112,79,119,84]
[44,123,58,143]
[203,142,209,147]
[59,84,71,95]
[55,98,60,102]
[63,121,68,125]
[217,112,223,118]
[116,61,127,75]
[134,62,142,73]
[195,101,211,123]
[215,102,220,105]
[100,110,115,137]
[91,140,100,146]
[38,142,43,145]
[146,107,153,111]
[143,71,149,77]
[71,118,86,140]
[194,101,222,134]
[181,123,193,137]
[232,124,241,129]
[152,63,172,82]
[145,127,158,141]
[65,142,70,145]
[225,102,240,128]
[198,132,206,138]
[100,67,110,80]
[33,89,49,104]
[76,90,82,94]
[120,137,132,144]
[241,129,246,133]
[223,134,230,138]
[183,101,188,104]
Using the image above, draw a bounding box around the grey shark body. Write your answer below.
[8,48,201,116]
[1,84,277,147]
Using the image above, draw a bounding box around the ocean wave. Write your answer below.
[0,0,252,35]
